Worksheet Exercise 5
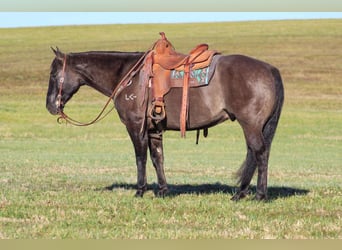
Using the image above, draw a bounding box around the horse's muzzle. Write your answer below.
[46,99,63,115]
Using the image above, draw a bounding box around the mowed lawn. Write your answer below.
[0,19,341,239]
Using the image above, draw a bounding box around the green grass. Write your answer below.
[0,19,341,239]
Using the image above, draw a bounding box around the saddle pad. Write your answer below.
[168,54,221,88]
[170,67,210,86]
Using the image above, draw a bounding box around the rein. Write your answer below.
[57,50,149,126]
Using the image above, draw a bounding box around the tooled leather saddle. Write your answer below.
[141,32,219,137]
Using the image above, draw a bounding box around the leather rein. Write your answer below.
[56,50,149,126]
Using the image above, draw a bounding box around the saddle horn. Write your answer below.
[159,32,166,40]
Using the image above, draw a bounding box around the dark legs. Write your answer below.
[130,119,270,200]
[129,127,168,197]
[129,130,148,197]
[231,147,257,200]
[127,126,148,197]
[232,126,270,201]
[255,146,270,200]
[148,132,168,196]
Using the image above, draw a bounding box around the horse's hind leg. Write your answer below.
[232,126,269,201]
[148,131,168,197]
[255,144,270,200]
[231,147,257,201]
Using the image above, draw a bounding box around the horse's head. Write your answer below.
[46,48,86,115]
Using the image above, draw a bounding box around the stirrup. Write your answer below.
[149,100,166,121]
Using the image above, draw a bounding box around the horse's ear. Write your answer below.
[51,46,64,60]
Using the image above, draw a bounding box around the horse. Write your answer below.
[46,42,284,201]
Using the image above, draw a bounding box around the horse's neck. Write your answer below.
[84,53,142,97]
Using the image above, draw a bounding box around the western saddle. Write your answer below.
[141,32,218,137]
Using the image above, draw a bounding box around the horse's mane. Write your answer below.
[69,51,143,57]
[50,50,144,75]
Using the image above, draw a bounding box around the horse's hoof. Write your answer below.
[135,190,145,198]
[231,191,247,201]
[156,188,168,198]
[253,193,268,201]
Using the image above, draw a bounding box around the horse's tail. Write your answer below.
[262,67,284,147]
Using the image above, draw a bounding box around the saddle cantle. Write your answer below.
[141,32,219,137]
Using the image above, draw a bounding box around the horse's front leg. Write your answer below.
[128,128,148,197]
[148,131,168,197]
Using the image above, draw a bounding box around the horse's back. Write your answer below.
[217,54,279,82]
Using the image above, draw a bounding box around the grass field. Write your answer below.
[0,19,341,239]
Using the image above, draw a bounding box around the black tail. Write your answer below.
[262,67,284,147]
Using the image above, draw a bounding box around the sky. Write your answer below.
[0,12,341,28]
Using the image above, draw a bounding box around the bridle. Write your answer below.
[56,50,149,126]
[56,54,67,112]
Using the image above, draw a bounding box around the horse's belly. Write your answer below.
[164,87,229,130]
